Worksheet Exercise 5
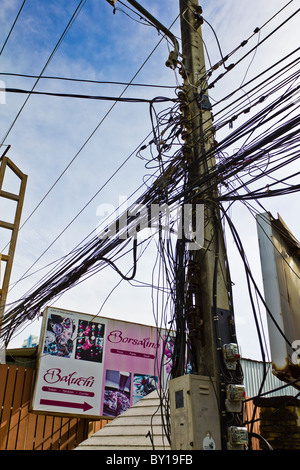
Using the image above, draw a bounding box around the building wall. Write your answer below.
[255,397,300,450]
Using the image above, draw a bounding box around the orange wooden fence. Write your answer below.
[1,363,261,450]
[0,364,92,450]
[243,398,261,450]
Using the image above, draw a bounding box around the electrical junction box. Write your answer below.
[225,384,246,413]
[227,426,248,448]
[223,343,240,370]
[169,374,222,450]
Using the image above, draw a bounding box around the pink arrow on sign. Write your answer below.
[40,398,93,412]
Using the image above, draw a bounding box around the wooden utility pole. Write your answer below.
[179,0,221,380]
[179,0,232,382]
[169,0,246,450]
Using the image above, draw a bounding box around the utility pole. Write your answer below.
[105,0,247,450]
[169,0,247,450]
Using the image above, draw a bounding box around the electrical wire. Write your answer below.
[0,72,177,89]
[0,0,88,146]
[1,1,300,449]
[1,19,178,262]
[206,7,300,91]
[3,67,298,350]
[1,87,177,104]
[0,0,27,56]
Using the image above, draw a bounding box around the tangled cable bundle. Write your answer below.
[0,1,300,449]
[1,68,299,347]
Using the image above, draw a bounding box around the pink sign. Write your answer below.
[31,307,173,419]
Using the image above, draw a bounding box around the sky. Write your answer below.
[0,0,299,361]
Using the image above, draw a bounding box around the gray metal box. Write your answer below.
[169,374,222,450]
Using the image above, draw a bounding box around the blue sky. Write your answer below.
[0,0,299,360]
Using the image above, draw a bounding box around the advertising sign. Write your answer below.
[31,307,173,419]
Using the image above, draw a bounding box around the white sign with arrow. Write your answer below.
[31,308,107,419]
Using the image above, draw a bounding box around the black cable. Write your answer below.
[211,47,300,111]
[8,76,292,334]
[206,8,300,91]
[1,23,178,252]
[7,59,296,304]
[248,432,273,450]
[0,0,27,56]
[100,238,138,281]
[212,58,300,133]
[0,72,176,89]
[203,0,295,80]
[0,0,88,146]
[2,34,299,374]
[1,87,177,104]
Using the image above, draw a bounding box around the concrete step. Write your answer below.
[113,405,162,416]
[101,415,165,427]
[78,434,170,448]
[75,389,171,450]
[75,444,169,451]
[93,424,166,436]
[83,434,166,445]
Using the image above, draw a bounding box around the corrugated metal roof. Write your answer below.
[241,358,299,398]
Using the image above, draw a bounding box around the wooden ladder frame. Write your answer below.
[0,154,27,323]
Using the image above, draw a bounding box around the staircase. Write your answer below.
[75,390,170,450]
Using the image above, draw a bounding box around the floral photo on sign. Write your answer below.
[43,314,76,358]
